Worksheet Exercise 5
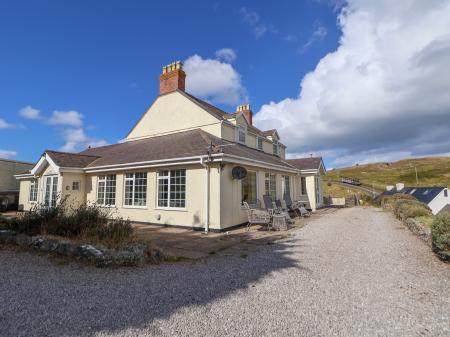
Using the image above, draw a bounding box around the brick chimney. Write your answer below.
[160,61,186,95]
[237,104,252,125]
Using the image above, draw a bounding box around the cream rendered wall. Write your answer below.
[18,179,33,210]
[219,163,296,228]
[126,91,222,141]
[61,172,86,209]
[222,123,236,142]
[85,164,221,230]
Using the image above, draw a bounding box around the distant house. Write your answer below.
[378,183,449,215]
[286,157,326,211]
[0,158,34,211]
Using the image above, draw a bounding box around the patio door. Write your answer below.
[44,176,58,207]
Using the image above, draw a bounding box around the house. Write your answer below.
[16,61,323,231]
[0,158,34,211]
[378,183,449,215]
[286,157,326,211]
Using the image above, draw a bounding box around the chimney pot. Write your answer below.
[160,60,186,95]
[236,104,252,125]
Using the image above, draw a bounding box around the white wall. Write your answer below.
[428,188,449,215]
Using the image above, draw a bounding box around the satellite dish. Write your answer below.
[232,166,247,180]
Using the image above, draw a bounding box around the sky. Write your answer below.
[0,0,449,169]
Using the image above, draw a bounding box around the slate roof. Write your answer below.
[438,204,450,215]
[378,186,446,205]
[287,157,324,171]
[45,150,99,168]
[71,129,295,170]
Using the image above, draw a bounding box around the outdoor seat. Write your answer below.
[243,201,272,231]
[263,195,293,225]
[282,194,301,217]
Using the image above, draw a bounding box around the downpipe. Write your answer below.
[200,157,210,233]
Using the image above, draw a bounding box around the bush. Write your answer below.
[4,197,134,248]
[431,213,450,260]
[382,195,431,220]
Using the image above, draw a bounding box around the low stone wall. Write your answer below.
[0,230,163,267]
[403,218,431,246]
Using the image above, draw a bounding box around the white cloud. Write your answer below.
[48,110,83,127]
[215,48,237,63]
[184,54,246,105]
[239,7,276,39]
[0,150,17,159]
[19,105,41,120]
[0,119,14,129]
[254,0,450,168]
[60,128,108,152]
[301,22,328,53]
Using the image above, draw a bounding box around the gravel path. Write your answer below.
[1,207,449,337]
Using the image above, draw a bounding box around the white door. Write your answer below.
[44,176,58,207]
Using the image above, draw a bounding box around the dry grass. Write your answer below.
[325,156,450,190]
[322,181,371,198]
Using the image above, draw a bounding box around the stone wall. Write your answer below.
[0,230,163,267]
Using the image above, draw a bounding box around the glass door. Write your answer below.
[44,176,58,207]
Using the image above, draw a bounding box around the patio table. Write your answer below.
[272,214,288,231]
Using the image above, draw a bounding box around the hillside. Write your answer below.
[324,156,450,191]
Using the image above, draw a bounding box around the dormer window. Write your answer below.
[237,125,246,144]
[257,137,263,150]
[273,141,279,156]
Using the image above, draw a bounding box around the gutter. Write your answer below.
[199,156,211,234]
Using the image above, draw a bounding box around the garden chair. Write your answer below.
[283,194,301,217]
[243,201,272,231]
[299,206,311,217]
[263,195,293,224]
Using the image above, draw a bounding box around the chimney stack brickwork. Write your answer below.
[237,104,252,125]
[160,61,186,95]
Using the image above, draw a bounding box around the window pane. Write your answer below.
[242,171,257,204]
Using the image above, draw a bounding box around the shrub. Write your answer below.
[431,213,450,260]
[382,195,431,220]
[4,197,134,248]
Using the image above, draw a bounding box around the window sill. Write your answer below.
[97,205,116,208]
[155,207,187,212]
[122,205,148,209]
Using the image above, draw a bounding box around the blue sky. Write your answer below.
[1,0,450,168]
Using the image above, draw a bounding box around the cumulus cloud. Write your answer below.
[215,48,237,63]
[0,150,17,159]
[48,110,83,127]
[254,0,450,167]
[60,128,108,152]
[184,54,246,105]
[19,105,41,120]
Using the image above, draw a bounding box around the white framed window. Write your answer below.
[237,125,246,144]
[265,173,276,200]
[124,172,147,207]
[157,169,186,209]
[29,178,38,202]
[273,141,279,155]
[257,137,263,150]
[241,171,257,205]
[97,175,116,206]
[300,177,307,195]
[282,175,291,198]
[44,176,58,208]
[72,181,80,191]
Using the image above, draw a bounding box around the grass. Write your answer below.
[324,156,450,191]
[415,215,434,228]
[322,181,370,198]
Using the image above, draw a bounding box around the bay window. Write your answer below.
[241,171,257,205]
[157,169,186,208]
[124,172,147,207]
[282,175,291,198]
[29,178,38,202]
[265,173,276,200]
[97,175,116,206]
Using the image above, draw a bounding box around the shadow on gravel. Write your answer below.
[0,234,305,337]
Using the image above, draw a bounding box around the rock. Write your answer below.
[77,244,105,259]
[0,230,16,244]
[40,239,59,252]
[16,234,32,247]
[31,236,45,248]
[56,241,77,256]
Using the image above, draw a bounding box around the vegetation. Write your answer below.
[0,197,137,248]
[324,156,450,191]
[431,214,450,261]
[381,194,432,220]
[322,181,368,198]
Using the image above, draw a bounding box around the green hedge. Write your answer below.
[431,213,450,261]
[381,195,432,220]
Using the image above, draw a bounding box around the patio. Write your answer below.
[134,208,334,259]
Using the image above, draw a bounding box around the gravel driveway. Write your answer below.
[1,207,449,337]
